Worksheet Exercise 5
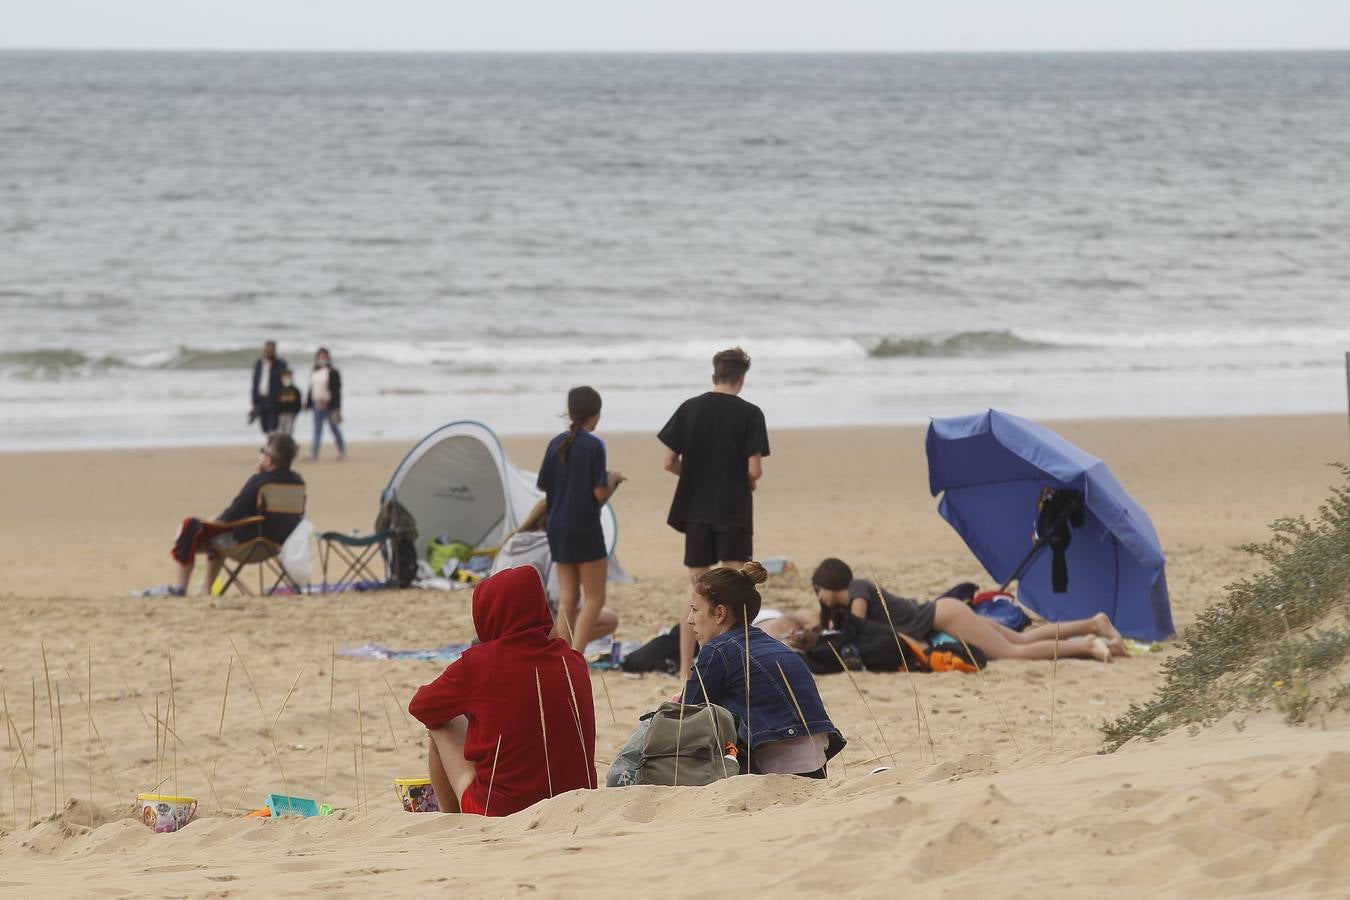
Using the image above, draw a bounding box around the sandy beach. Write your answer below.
[1,413,1348,897]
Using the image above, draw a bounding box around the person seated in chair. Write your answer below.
[167,433,304,596]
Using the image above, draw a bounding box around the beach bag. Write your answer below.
[427,538,474,577]
[606,715,654,787]
[971,590,1030,631]
[280,518,315,583]
[621,623,686,675]
[375,496,419,588]
[635,701,740,787]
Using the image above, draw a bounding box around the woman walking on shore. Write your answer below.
[306,347,346,460]
[536,386,624,651]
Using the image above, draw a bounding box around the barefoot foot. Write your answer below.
[1093,612,1127,656]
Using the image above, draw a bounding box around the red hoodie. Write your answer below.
[409,565,596,816]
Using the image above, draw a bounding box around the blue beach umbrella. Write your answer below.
[925,410,1173,641]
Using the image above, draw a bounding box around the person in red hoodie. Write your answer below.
[409,565,597,816]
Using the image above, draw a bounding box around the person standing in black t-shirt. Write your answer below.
[658,346,770,681]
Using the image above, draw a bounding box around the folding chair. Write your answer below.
[317,529,389,592]
[213,482,308,596]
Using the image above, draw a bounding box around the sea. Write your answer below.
[2,50,1348,450]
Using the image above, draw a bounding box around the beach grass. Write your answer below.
[1102,464,1350,749]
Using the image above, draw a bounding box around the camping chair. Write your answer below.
[318,529,389,592]
[213,482,308,596]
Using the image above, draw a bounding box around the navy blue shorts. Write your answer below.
[547,525,607,565]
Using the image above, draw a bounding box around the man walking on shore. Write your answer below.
[658,346,769,682]
[250,340,288,434]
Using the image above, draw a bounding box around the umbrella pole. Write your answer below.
[997,496,1079,593]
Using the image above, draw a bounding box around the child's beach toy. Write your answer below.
[394,777,440,812]
[265,793,321,818]
[137,794,198,833]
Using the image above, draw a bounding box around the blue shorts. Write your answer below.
[547,525,606,565]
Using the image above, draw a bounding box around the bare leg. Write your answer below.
[199,555,224,596]
[931,598,1111,662]
[571,558,608,651]
[593,608,619,641]
[427,716,477,814]
[1017,613,1125,654]
[554,563,581,643]
[174,561,193,594]
[679,565,712,683]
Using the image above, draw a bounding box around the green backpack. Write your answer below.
[634,701,740,787]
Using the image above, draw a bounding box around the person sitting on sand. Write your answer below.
[492,499,619,644]
[682,562,845,777]
[166,433,304,596]
[409,565,596,816]
[810,558,1123,663]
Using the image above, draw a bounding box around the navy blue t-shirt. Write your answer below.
[536,430,608,563]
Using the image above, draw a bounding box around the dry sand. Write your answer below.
[1,414,1348,898]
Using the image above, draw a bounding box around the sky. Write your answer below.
[3,0,1349,53]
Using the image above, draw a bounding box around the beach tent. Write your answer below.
[384,420,630,582]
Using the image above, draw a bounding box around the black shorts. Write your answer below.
[683,522,753,569]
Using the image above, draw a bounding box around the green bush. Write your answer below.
[1102,464,1350,751]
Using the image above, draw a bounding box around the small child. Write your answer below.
[275,369,303,436]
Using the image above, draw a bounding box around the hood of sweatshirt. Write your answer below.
[473,564,554,643]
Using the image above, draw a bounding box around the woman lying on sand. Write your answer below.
[409,566,596,816]
[682,562,846,777]
[810,558,1123,663]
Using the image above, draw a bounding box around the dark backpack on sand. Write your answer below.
[375,496,419,588]
[635,701,740,787]
[621,623,691,675]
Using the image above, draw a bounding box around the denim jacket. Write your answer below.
[683,625,845,761]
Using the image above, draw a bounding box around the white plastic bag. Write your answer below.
[281,518,316,583]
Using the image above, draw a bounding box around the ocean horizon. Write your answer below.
[2,50,1348,450]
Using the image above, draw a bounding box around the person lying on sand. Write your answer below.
[810,558,1123,663]
[408,566,596,816]
[165,432,304,596]
[682,562,846,777]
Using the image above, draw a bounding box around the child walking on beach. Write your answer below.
[536,387,625,651]
[683,562,845,777]
[659,347,769,682]
[409,566,596,815]
[275,369,302,435]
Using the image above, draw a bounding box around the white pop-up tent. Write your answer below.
[384,420,630,582]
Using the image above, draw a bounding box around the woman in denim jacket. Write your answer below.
[682,562,845,778]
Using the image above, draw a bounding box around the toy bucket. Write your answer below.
[137,794,198,833]
[394,777,439,812]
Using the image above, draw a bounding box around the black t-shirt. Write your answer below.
[847,578,931,635]
[219,468,305,543]
[658,391,769,532]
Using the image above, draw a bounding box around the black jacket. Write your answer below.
[305,367,342,411]
[219,468,306,543]
[251,356,289,411]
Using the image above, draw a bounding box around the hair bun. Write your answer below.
[739,561,768,585]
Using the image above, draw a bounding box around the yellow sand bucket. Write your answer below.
[394,777,439,812]
[137,793,198,833]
